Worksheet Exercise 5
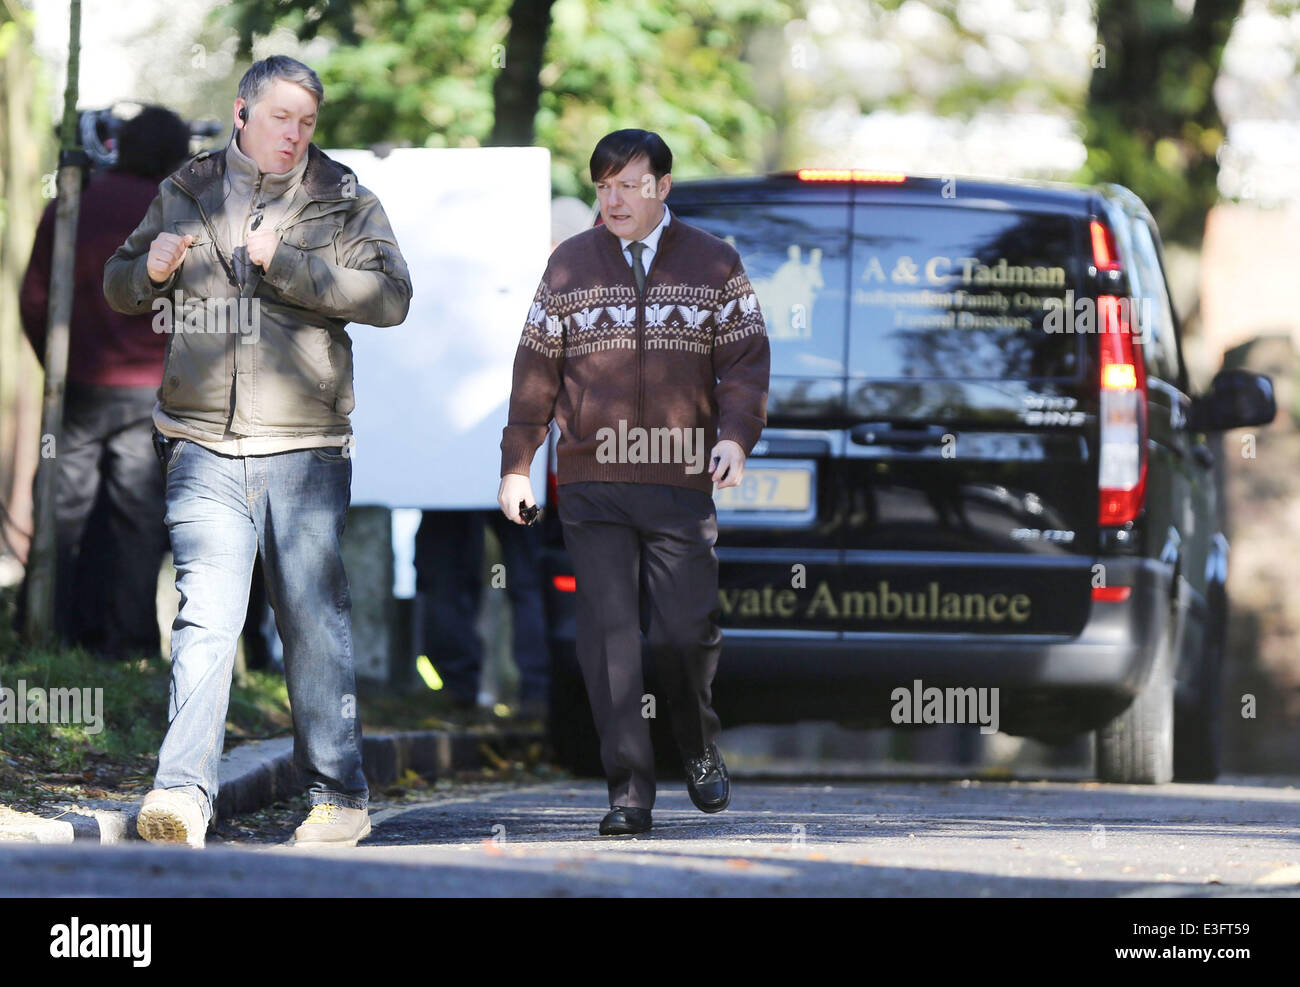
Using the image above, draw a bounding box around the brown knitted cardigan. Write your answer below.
[500,214,770,493]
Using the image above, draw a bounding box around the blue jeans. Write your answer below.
[154,439,369,823]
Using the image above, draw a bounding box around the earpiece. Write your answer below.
[238,106,248,124]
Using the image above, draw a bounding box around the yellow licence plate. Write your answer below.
[714,466,813,512]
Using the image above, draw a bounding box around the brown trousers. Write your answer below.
[558,481,723,809]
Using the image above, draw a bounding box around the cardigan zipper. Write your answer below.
[635,238,667,430]
[635,261,644,430]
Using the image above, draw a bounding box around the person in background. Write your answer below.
[18,106,191,660]
[413,508,549,720]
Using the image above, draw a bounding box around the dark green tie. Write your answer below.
[628,241,647,294]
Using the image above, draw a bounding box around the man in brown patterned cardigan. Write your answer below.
[498,130,770,836]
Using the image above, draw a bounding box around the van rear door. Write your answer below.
[670,184,1099,637]
[827,195,1097,636]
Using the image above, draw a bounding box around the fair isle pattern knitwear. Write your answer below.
[501,215,770,494]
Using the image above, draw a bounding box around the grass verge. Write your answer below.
[0,640,293,811]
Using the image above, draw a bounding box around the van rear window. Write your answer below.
[849,205,1083,380]
[671,199,1082,381]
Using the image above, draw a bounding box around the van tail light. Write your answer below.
[1097,292,1147,526]
[546,426,558,509]
[796,168,907,183]
[544,429,572,591]
[1092,585,1132,602]
[1090,219,1121,272]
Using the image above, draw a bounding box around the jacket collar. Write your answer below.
[224,132,309,202]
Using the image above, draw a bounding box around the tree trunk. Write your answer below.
[487,0,557,147]
[0,3,47,566]
[1086,0,1242,246]
[24,0,83,644]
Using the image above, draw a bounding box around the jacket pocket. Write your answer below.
[283,218,343,264]
[169,220,221,295]
[309,444,350,463]
[312,326,337,393]
[170,220,208,247]
[160,331,230,418]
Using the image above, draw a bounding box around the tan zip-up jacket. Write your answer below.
[104,142,412,438]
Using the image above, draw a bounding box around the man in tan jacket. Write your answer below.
[104,55,411,849]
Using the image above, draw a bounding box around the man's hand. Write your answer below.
[247,228,281,270]
[498,472,537,524]
[146,232,193,284]
[709,439,746,489]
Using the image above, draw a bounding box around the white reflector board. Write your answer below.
[326,146,552,508]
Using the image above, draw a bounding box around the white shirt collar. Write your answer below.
[618,204,671,257]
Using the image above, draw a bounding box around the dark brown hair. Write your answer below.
[589,129,672,184]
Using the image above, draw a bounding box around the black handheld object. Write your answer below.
[151,428,169,468]
[519,501,541,526]
[238,106,248,123]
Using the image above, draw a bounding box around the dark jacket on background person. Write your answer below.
[20,170,168,385]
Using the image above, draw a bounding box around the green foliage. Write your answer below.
[0,583,19,663]
[1078,0,1242,245]
[539,0,784,194]
[0,585,293,778]
[0,646,172,772]
[237,1,510,151]
[219,0,790,196]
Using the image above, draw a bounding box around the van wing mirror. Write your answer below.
[1190,369,1277,431]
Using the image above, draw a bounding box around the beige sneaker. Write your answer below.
[292,803,371,847]
[137,789,207,849]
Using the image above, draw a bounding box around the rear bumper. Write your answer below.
[729,556,1169,680]
[543,554,1175,734]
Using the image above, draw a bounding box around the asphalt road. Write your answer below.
[3,776,1300,897]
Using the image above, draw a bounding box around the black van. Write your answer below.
[541,170,1275,784]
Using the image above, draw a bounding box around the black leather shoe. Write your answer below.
[684,744,731,813]
[599,806,652,835]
